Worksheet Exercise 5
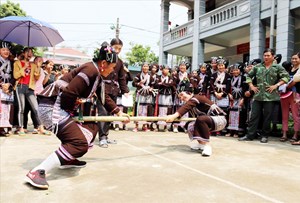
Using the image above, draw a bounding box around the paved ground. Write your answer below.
[1,124,300,203]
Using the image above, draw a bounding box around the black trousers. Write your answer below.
[246,100,275,139]
[97,94,117,141]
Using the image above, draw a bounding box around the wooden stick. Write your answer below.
[73,116,196,122]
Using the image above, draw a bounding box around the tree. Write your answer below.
[0,1,44,56]
[0,0,27,18]
[125,42,158,66]
[0,0,26,55]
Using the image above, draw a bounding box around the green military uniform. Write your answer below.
[245,62,289,140]
[246,63,289,101]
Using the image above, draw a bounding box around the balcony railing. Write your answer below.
[200,0,250,31]
[210,5,237,25]
[163,20,194,45]
[163,0,250,46]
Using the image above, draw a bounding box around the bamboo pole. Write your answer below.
[73,116,196,122]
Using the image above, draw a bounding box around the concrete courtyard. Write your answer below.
[1,124,300,203]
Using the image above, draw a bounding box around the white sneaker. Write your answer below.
[99,139,108,148]
[190,143,205,151]
[173,127,178,133]
[202,145,212,156]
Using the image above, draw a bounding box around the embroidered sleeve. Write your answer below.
[60,70,96,113]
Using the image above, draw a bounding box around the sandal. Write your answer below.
[280,137,288,142]
[291,140,300,145]
[18,131,26,136]
[143,128,150,132]
[40,130,52,136]
[290,137,298,142]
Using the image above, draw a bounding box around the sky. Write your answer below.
[2,0,188,58]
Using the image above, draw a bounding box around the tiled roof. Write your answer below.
[43,58,85,66]
[44,48,91,58]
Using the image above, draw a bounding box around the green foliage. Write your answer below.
[175,56,185,65]
[0,1,26,55]
[0,0,27,18]
[33,48,44,57]
[0,2,44,56]
[125,42,158,66]
[93,48,100,61]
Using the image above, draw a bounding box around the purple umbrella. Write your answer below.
[0,16,64,47]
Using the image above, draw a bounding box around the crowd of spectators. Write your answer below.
[0,40,299,146]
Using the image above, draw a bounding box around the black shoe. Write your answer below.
[260,137,268,143]
[238,136,253,141]
[59,159,87,169]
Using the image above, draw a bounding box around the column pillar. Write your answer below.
[159,0,170,65]
[249,0,265,60]
[276,0,294,62]
[192,0,205,71]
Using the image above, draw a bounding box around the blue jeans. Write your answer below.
[15,84,41,128]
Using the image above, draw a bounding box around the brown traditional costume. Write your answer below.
[25,43,119,190]
[176,94,227,142]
